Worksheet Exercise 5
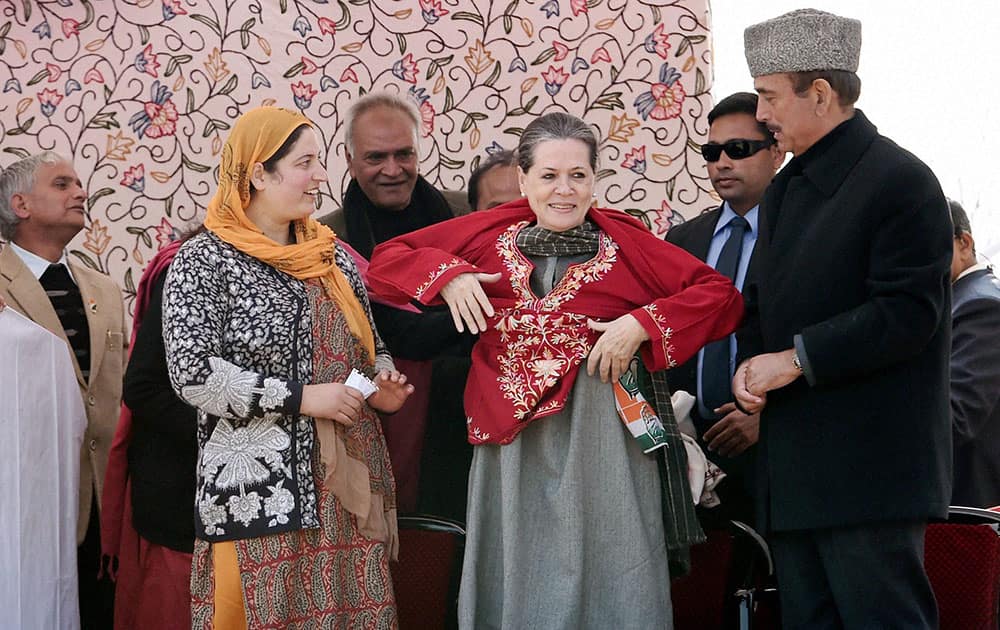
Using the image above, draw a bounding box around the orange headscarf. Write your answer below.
[204,106,375,360]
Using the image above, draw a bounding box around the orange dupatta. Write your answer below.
[203,106,375,359]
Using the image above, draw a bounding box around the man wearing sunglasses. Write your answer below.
[666,91,783,527]
[947,199,1000,509]
[733,9,952,628]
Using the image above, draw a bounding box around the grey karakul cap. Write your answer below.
[744,8,861,78]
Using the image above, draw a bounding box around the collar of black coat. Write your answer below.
[342,175,454,259]
[784,109,878,198]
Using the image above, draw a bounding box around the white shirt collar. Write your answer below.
[955,261,991,283]
[7,242,77,285]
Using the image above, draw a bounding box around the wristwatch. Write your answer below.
[791,351,803,373]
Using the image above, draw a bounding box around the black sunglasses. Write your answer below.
[700,138,774,163]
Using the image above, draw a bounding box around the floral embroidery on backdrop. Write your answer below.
[0,0,717,319]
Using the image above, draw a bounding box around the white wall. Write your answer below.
[711,0,1000,262]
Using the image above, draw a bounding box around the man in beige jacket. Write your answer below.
[1,152,127,628]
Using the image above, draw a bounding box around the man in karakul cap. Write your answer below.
[732,9,952,628]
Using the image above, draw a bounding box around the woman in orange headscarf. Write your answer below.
[162,106,411,628]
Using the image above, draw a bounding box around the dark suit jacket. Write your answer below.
[950,266,1000,507]
[666,206,757,523]
[742,111,953,531]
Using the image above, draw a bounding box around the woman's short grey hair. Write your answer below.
[343,92,421,158]
[0,151,66,241]
[516,112,599,173]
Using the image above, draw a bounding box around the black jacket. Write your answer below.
[950,267,1000,508]
[741,111,953,531]
[124,273,198,552]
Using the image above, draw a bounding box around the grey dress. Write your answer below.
[458,254,673,630]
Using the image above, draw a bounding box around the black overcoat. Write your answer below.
[741,111,953,531]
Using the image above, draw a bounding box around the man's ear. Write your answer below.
[10,193,30,220]
[958,231,977,257]
[345,150,356,179]
[769,145,786,171]
[812,79,835,117]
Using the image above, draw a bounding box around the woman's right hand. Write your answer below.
[300,383,365,426]
[439,272,501,334]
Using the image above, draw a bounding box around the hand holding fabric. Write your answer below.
[368,370,415,414]
[301,382,365,426]
[703,402,760,457]
[439,272,501,334]
[586,314,650,383]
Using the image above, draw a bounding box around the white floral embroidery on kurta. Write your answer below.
[183,357,258,417]
[227,491,262,526]
[199,494,228,536]
[201,417,292,490]
[258,377,290,410]
[264,481,296,526]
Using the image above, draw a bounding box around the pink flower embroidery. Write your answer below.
[653,200,684,236]
[542,65,569,96]
[134,44,160,77]
[634,64,686,121]
[552,40,569,61]
[162,0,187,20]
[45,63,62,83]
[300,56,318,75]
[591,47,612,64]
[317,17,337,36]
[419,0,449,24]
[290,81,317,110]
[83,67,104,84]
[392,53,419,84]
[129,81,178,139]
[644,23,672,59]
[120,164,145,193]
[154,217,180,248]
[570,0,588,16]
[38,88,64,116]
[621,146,647,175]
[61,19,80,38]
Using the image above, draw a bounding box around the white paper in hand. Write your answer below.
[345,369,378,399]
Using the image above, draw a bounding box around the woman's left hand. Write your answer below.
[586,314,650,383]
[367,370,415,414]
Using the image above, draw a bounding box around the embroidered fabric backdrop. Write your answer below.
[0,0,716,317]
